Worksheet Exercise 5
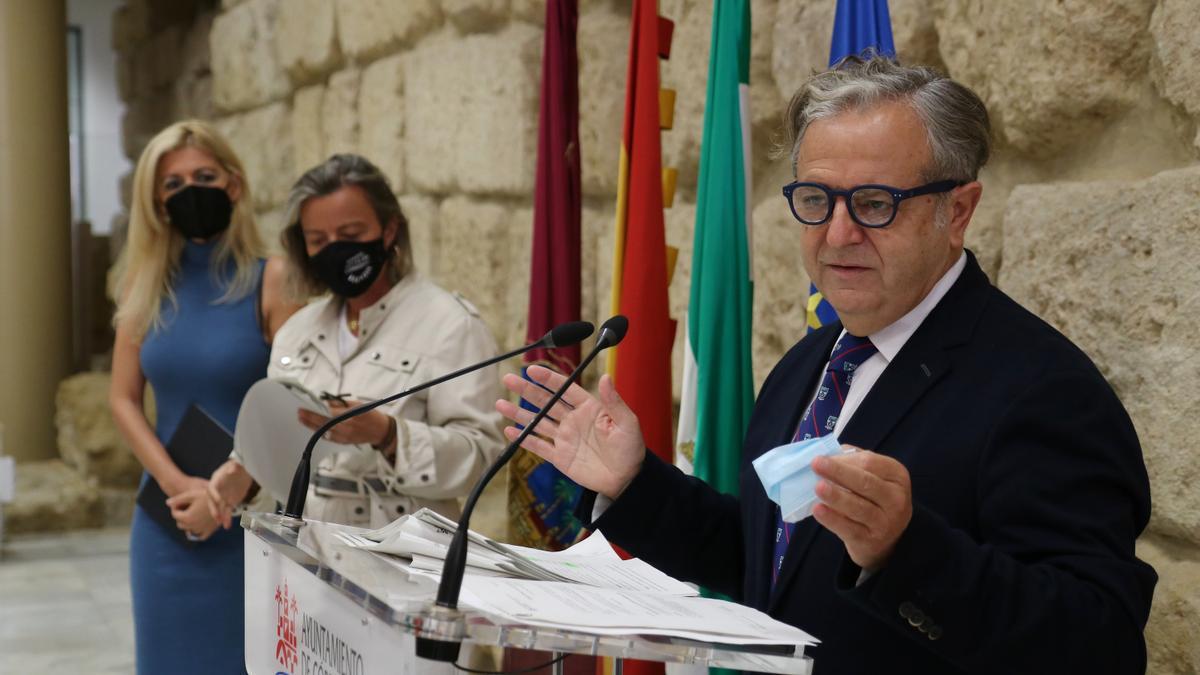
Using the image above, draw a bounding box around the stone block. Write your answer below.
[210,0,290,113]
[149,24,184,89]
[1138,536,1200,673]
[751,191,809,391]
[659,0,712,203]
[179,10,215,80]
[577,4,627,197]
[998,165,1200,542]
[322,68,361,157]
[121,95,175,161]
[579,203,610,349]
[116,52,136,102]
[405,25,541,196]
[291,84,325,174]
[274,0,342,86]
[747,0,784,137]
[132,39,158,101]
[592,206,616,378]
[216,102,294,210]
[55,373,141,489]
[256,207,289,253]
[335,0,440,61]
[1149,0,1200,151]
[6,460,103,535]
[665,201,698,399]
[434,197,520,343]
[510,0,544,24]
[504,207,535,351]
[173,73,216,122]
[398,194,439,277]
[937,0,1156,157]
[442,0,510,33]
[360,55,406,193]
[772,0,943,109]
[111,0,151,51]
[147,0,199,32]
[965,156,1032,281]
[100,487,137,528]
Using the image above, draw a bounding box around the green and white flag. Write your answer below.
[676,0,753,500]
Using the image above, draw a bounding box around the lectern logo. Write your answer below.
[275,580,300,674]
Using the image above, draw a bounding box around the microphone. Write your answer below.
[415,315,629,664]
[282,320,595,520]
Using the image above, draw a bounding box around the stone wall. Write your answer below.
[107,0,1200,669]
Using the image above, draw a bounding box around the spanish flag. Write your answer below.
[608,0,677,471]
[603,1,675,673]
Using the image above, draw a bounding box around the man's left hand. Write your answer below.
[811,448,913,572]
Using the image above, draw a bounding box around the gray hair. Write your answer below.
[784,55,991,182]
[281,153,413,299]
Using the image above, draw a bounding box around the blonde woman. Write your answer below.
[109,120,298,674]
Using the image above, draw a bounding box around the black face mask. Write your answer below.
[164,185,234,241]
[310,238,388,298]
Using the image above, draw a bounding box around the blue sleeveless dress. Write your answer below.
[130,239,269,674]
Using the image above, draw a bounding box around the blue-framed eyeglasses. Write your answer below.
[781,180,962,228]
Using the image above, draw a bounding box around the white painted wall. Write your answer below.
[67,0,130,235]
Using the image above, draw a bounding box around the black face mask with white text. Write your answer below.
[309,238,388,298]
[164,185,233,241]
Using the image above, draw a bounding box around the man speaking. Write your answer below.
[497,56,1156,674]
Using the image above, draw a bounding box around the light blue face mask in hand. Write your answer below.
[752,435,851,523]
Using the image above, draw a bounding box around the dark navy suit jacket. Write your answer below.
[583,252,1156,674]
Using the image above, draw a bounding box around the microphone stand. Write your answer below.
[416,316,628,663]
[283,322,593,520]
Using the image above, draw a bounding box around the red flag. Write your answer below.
[609,0,676,468]
[525,0,582,372]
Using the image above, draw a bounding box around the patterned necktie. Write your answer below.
[771,332,878,589]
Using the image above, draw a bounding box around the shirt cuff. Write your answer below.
[592,493,614,522]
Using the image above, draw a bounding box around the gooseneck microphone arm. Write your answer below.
[416,316,629,664]
[282,321,594,520]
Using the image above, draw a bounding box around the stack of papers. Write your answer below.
[460,577,818,648]
[332,508,818,651]
[337,508,697,595]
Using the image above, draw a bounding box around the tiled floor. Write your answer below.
[0,527,135,674]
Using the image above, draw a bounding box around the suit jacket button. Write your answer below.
[907,610,925,627]
[899,601,916,619]
[928,625,943,641]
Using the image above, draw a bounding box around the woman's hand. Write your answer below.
[207,459,254,530]
[167,484,219,541]
[297,400,392,447]
[163,474,208,500]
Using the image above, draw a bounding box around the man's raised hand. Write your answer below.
[495,365,645,499]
